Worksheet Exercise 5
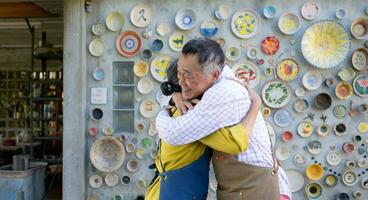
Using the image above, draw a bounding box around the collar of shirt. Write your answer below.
[214,65,243,85]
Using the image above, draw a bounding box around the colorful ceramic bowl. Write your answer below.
[263,5,276,19]
[317,124,330,137]
[313,93,332,110]
[335,8,347,20]
[297,121,314,138]
[353,73,368,97]
[261,36,279,55]
[324,174,338,187]
[335,82,353,100]
[342,142,355,154]
[273,109,293,127]
[306,164,324,180]
[133,60,149,77]
[305,182,323,199]
[232,61,260,88]
[92,67,104,81]
[89,174,103,189]
[294,98,309,113]
[116,31,142,57]
[281,131,293,142]
[302,70,322,90]
[200,20,218,37]
[276,58,300,81]
[351,17,368,39]
[261,80,291,108]
[89,38,106,57]
[352,48,368,71]
[307,140,322,155]
[301,1,320,20]
[156,22,170,36]
[334,123,347,136]
[231,8,261,39]
[278,13,301,35]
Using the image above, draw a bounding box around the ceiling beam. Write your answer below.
[0,2,57,18]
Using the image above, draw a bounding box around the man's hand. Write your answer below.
[172,92,193,115]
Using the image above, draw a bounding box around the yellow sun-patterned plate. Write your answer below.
[301,20,350,69]
[276,58,300,81]
[150,54,173,82]
[231,8,261,39]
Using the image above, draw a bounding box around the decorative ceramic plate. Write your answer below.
[273,109,293,127]
[294,154,307,166]
[91,21,106,36]
[286,169,304,192]
[325,174,338,187]
[215,4,231,20]
[301,20,350,69]
[246,47,258,59]
[276,146,290,161]
[302,70,322,90]
[306,164,324,180]
[231,8,261,39]
[200,20,218,37]
[263,5,276,19]
[342,170,357,186]
[261,36,279,55]
[297,121,314,137]
[353,73,368,97]
[301,1,320,20]
[127,159,139,172]
[226,47,241,61]
[276,58,300,81]
[133,60,149,77]
[150,54,173,82]
[90,136,125,172]
[335,81,353,100]
[352,48,368,71]
[294,98,309,113]
[305,183,323,199]
[335,8,347,20]
[278,13,301,35]
[333,105,346,118]
[130,4,152,28]
[116,31,142,57]
[89,38,106,57]
[326,151,342,166]
[106,11,124,32]
[175,8,197,30]
[307,140,323,155]
[140,99,158,118]
[89,174,103,189]
[137,78,153,94]
[265,121,276,150]
[156,22,170,36]
[232,61,260,88]
[261,80,291,108]
[351,17,368,39]
[169,32,186,52]
[92,67,104,81]
[105,172,119,187]
[338,67,356,81]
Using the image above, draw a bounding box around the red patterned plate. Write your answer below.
[261,36,280,55]
[116,31,142,57]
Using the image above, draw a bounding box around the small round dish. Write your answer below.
[335,8,347,20]
[301,1,320,20]
[333,105,346,119]
[137,78,153,94]
[276,58,300,81]
[89,38,106,57]
[136,179,147,189]
[90,108,103,121]
[278,13,301,35]
[136,148,145,159]
[313,93,332,110]
[232,61,260,88]
[281,131,293,142]
[127,159,139,173]
[295,87,306,97]
[306,163,324,180]
[175,8,197,30]
[151,39,164,52]
[325,78,335,87]
[352,48,368,71]
[358,122,368,133]
[261,36,279,55]
[169,32,186,52]
[335,82,353,100]
[133,60,149,77]
[346,160,356,168]
[261,80,291,108]
[125,143,136,153]
[305,182,323,199]
[297,121,314,138]
[276,146,290,161]
[105,172,119,187]
[307,140,322,155]
[92,67,104,81]
[273,109,293,127]
[106,11,124,32]
[325,174,338,187]
[231,8,261,39]
[334,123,347,136]
[326,151,342,166]
[342,142,355,154]
[226,46,241,61]
[286,169,304,192]
[91,21,106,36]
[353,134,362,143]
[150,54,173,82]
[246,47,258,60]
[338,67,356,82]
[353,73,368,97]
[121,175,131,185]
[302,70,322,90]
[156,22,170,36]
[102,126,114,136]
[90,136,125,172]
[89,174,103,189]
[361,177,368,189]
[135,122,145,133]
[88,127,99,137]
[141,49,152,60]
[141,138,152,148]
[351,17,368,39]
[336,193,350,200]
[140,99,158,118]
[294,98,309,113]
[200,20,218,37]
[113,194,124,200]
[317,124,330,137]
[342,170,357,186]
[130,4,152,28]
[215,4,231,20]
[263,5,276,19]
[293,154,307,166]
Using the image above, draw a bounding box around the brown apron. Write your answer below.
[212,150,280,200]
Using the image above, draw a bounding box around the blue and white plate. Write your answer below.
[200,20,218,37]
[92,67,104,81]
[175,8,197,30]
[273,109,293,127]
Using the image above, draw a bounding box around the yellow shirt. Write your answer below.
[145,108,249,200]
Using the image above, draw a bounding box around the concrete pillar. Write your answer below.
[63,0,86,199]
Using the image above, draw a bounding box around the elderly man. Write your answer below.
[156,38,291,200]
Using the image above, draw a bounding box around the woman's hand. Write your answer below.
[242,82,261,106]
[172,92,193,115]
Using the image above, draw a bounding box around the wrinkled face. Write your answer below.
[177,54,217,100]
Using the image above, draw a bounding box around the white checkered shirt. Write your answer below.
[156,65,291,198]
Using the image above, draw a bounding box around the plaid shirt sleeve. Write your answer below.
[156,79,250,145]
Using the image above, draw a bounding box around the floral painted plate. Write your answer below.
[335,81,353,100]
[262,80,291,108]
[301,20,350,69]
[353,73,368,97]
[261,36,280,55]
[231,8,261,39]
[276,58,300,81]
[232,61,260,88]
[150,54,173,82]
[352,48,368,71]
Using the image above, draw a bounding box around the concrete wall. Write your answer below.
[63,0,368,199]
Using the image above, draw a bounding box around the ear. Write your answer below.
[211,70,220,81]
